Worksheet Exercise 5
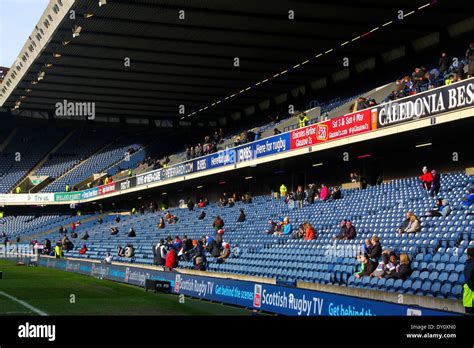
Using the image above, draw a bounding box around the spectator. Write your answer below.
[279,184,287,200]
[198,199,205,209]
[463,248,474,314]
[125,244,135,258]
[187,198,195,211]
[304,223,316,241]
[208,237,222,258]
[153,239,167,266]
[265,219,280,235]
[228,197,235,208]
[330,186,342,200]
[127,228,136,237]
[426,198,451,217]
[295,186,304,210]
[117,245,126,257]
[439,52,449,74]
[461,188,474,208]
[97,216,103,224]
[110,227,119,235]
[217,243,231,263]
[419,166,433,191]
[81,231,90,240]
[79,244,88,255]
[54,242,63,258]
[243,193,252,204]
[306,184,316,204]
[354,255,376,279]
[467,43,474,78]
[396,211,413,234]
[173,235,183,251]
[157,217,166,229]
[386,253,412,280]
[193,240,207,271]
[338,220,356,240]
[70,231,78,239]
[115,215,121,223]
[430,170,441,197]
[360,239,372,259]
[404,214,421,234]
[297,112,309,128]
[366,236,382,261]
[412,67,426,92]
[273,128,282,135]
[237,209,246,222]
[378,252,399,279]
[350,173,359,183]
[334,219,347,240]
[103,253,112,264]
[165,246,178,270]
[281,217,292,236]
[319,184,329,201]
[212,215,225,232]
[198,211,206,220]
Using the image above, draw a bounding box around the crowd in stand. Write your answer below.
[185,128,225,160]
[276,183,342,209]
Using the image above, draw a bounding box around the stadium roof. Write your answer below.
[1,0,473,124]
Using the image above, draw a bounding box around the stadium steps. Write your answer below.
[16,129,77,192]
[41,135,126,192]
[0,127,18,152]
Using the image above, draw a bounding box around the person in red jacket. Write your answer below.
[79,244,87,255]
[419,166,433,190]
[165,247,178,270]
[304,223,316,241]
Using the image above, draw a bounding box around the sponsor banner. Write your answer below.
[54,192,82,202]
[161,162,193,180]
[374,78,474,128]
[98,182,116,196]
[207,149,237,169]
[0,193,55,204]
[136,169,162,186]
[39,257,456,316]
[253,133,290,159]
[117,177,136,191]
[290,109,372,149]
[80,187,98,200]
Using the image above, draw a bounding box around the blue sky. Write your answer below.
[0,0,50,67]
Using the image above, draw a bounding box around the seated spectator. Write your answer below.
[426,198,451,217]
[198,199,205,209]
[187,198,195,211]
[217,243,231,263]
[110,227,119,235]
[273,128,282,135]
[125,244,135,258]
[385,253,412,280]
[102,252,112,264]
[461,188,474,208]
[237,209,246,222]
[97,216,103,224]
[336,220,356,240]
[62,236,73,252]
[304,223,316,241]
[117,245,126,257]
[360,239,372,258]
[281,217,292,236]
[419,166,433,190]
[366,236,382,261]
[331,186,342,200]
[70,231,78,239]
[243,193,252,204]
[334,219,347,240]
[412,67,426,92]
[127,228,136,237]
[193,240,207,271]
[319,184,329,201]
[266,219,280,235]
[173,235,183,251]
[350,173,359,183]
[165,246,178,270]
[292,223,305,239]
[403,214,421,234]
[207,237,222,258]
[115,215,121,223]
[213,215,225,232]
[396,211,413,234]
[79,244,88,255]
[157,217,166,229]
[198,211,206,220]
[228,197,235,208]
[354,255,376,278]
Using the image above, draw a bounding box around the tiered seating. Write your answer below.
[28,171,473,300]
[0,126,67,193]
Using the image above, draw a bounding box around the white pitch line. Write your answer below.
[0,291,48,316]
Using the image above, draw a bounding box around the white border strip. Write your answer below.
[0,291,48,316]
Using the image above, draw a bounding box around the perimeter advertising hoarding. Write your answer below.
[373,78,474,129]
[290,109,372,149]
[0,193,55,204]
[39,258,456,316]
[98,182,116,196]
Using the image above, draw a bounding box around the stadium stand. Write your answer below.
[15,170,473,301]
